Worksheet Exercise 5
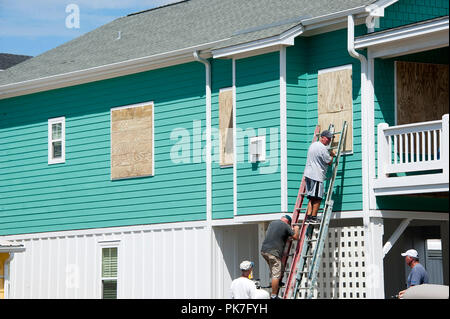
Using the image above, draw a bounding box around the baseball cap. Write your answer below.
[240,260,254,271]
[320,130,333,139]
[283,214,292,224]
[401,249,419,258]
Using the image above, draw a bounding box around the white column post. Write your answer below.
[377,123,390,179]
[280,46,288,213]
[364,217,385,299]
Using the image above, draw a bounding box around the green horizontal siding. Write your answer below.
[0,62,208,235]
[236,52,281,215]
[211,58,234,219]
[377,0,449,31]
[287,30,364,214]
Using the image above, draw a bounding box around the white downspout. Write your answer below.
[193,51,213,297]
[347,15,384,299]
[347,16,369,219]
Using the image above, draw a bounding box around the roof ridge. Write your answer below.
[126,0,190,17]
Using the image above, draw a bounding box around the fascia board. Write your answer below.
[213,6,369,59]
[212,24,303,59]
[355,17,449,49]
[0,41,220,100]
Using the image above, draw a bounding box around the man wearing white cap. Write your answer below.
[230,260,269,299]
[398,249,429,298]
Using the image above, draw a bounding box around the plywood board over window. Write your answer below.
[396,61,449,125]
[219,88,233,166]
[111,102,154,180]
[318,65,353,153]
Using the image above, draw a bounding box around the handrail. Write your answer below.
[378,114,448,178]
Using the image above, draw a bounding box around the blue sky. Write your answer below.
[0,0,178,57]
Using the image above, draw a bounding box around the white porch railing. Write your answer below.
[374,114,449,195]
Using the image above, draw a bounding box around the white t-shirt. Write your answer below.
[230,277,258,299]
[303,141,331,182]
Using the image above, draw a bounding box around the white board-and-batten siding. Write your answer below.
[3,222,210,299]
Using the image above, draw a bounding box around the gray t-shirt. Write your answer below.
[303,141,332,182]
[407,263,429,288]
[261,220,294,259]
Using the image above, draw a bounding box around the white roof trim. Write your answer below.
[355,16,449,50]
[212,6,370,59]
[0,39,224,100]
[212,24,304,59]
[0,240,26,253]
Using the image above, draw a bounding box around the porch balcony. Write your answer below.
[374,114,449,196]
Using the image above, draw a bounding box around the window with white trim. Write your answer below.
[48,117,65,164]
[101,246,118,299]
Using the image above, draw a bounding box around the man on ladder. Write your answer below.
[303,130,336,224]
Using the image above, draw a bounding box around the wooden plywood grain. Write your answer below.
[396,61,449,125]
[318,68,353,152]
[219,89,233,166]
[111,104,153,180]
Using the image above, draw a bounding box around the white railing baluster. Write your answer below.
[388,134,392,165]
[433,129,438,161]
[394,134,398,165]
[399,134,403,164]
[427,130,431,162]
[415,132,419,163]
[421,131,425,162]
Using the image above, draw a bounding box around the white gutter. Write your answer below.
[192,50,213,298]
[0,39,226,100]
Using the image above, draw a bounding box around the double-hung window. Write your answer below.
[48,117,65,164]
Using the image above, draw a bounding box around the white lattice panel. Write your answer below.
[317,226,367,299]
[295,226,367,299]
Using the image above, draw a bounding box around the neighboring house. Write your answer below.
[0,53,32,71]
[0,0,448,299]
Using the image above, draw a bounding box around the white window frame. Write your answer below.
[48,116,66,164]
[98,240,120,299]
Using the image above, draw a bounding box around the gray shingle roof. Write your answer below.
[0,0,375,86]
[0,53,32,70]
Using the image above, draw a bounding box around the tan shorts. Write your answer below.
[261,252,282,279]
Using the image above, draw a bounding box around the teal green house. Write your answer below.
[0,0,448,299]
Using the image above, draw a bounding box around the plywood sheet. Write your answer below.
[396,61,449,125]
[219,89,233,166]
[111,104,153,179]
[318,68,353,152]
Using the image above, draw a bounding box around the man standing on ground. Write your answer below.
[230,260,269,299]
[304,130,336,223]
[398,249,429,298]
[261,215,300,299]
